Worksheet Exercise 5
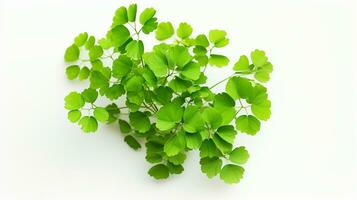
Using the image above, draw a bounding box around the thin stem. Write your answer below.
[143,102,155,113]
[202,64,208,73]
[209,74,234,89]
[238,99,248,114]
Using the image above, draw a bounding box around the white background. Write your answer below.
[1,0,356,199]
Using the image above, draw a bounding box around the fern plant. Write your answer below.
[64,4,273,184]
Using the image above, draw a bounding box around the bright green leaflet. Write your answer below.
[74,32,88,46]
[124,135,141,150]
[112,6,128,27]
[156,101,183,131]
[229,147,249,164]
[127,4,137,22]
[156,22,174,41]
[64,4,273,184]
[220,164,244,184]
[66,65,80,80]
[200,157,222,178]
[164,131,186,156]
[143,52,168,77]
[93,107,109,122]
[209,54,229,67]
[129,111,151,133]
[177,22,193,39]
[236,115,261,135]
[148,164,169,179]
[126,40,144,60]
[64,92,84,110]
[79,116,98,133]
[64,44,79,62]
[68,110,81,123]
[119,119,131,133]
[81,88,98,103]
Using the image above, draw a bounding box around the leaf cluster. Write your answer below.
[64,4,273,184]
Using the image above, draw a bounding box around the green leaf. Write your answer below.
[209,29,229,48]
[185,132,202,149]
[143,52,168,77]
[220,164,244,184]
[180,62,200,80]
[105,103,120,123]
[79,116,98,133]
[202,107,222,129]
[93,107,109,122]
[229,147,249,165]
[64,92,84,110]
[125,40,144,60]
[81,88,98,103]
[216,125,236,144]
[236,115,260,135]
[89,45,103,60]
[124,75,144,92]
[168,46,192,68]
[139,8,156,25]
[183,105,205,133]
[255,62,273,83]
[146,141,164,163]
[156,22,174,41]
[251,99,271,121]
[225,76,253,100]
[177,22,192,39]
[212,134,232,154]
[146,153,162,164]
[195,34,209,47]
[193,47,207,57]
[148,164,169,180]
[199,139,221,158]
[154,86,173,105]
[167,153,186,165]
[213,93,236,124]
[168,77,191,93]
[200,157,222,178]
[156,101,184,131]
[112,55,133,78]
[124,135,141,150]
[209,54,229,67]
[85,36,95,50]
[64,44,79,62]
[105,84,125,100]
[109,25,130,47]
[68,110,81,123]
[251,49,268,67]
[90,71,109,89]
[127,4,137,22]
[112,6,128,27]
[247,83,268,104]
[119,119,131,134]
[129,111,151,133]
[233,55,250,71]
[164,131,186,156]
[98,37,112,49]
[167,162,184,174]
[78,67,90,80]
[74,32,88,47]
[66,65,80,80]
[141,17,158,34]
[90,59,103,70]
[141,67,157,87]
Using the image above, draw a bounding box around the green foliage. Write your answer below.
[155,22,174,40]
[63,4,273,184]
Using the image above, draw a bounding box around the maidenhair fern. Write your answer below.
[64,4,273,184]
